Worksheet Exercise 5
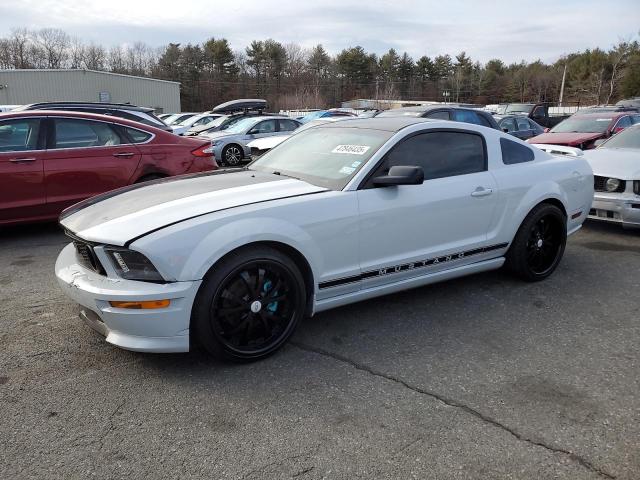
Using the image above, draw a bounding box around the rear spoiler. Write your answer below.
[530,144,584,157]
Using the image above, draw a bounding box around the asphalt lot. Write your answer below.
[0,221,638,479]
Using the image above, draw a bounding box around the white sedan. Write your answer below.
[55,118,593,361]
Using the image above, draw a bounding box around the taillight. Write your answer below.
[634,180,640,195]
[191,144,214,157]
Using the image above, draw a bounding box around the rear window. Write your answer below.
[500,138,535,164]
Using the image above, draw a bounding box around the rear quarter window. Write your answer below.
[124,127,153,144]
[500,137,535,165]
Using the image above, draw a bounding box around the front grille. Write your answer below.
[72,240,105,274]
[594,175,625,193]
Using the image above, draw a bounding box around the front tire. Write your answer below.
[505,203,567,282]
[192,246,306,362]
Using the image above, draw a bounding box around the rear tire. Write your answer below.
[192,246,306,362]
[505,203,567,282]
[222,144,243,167]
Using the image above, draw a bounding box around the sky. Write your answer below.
[1,0,639,64]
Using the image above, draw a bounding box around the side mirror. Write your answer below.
[502,128,509,133]
[612,127,624,135]
[593,139,606,148]
[543,127,550,133]
[373,166,424,187]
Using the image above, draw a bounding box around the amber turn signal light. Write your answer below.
[109,299,170,309]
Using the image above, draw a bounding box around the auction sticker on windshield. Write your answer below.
[332,145,371,155]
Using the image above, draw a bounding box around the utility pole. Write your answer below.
[558,63,567,107]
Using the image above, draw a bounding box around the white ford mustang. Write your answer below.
[55,118,594,361]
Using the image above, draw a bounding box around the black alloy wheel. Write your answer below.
[525,215,564,275]
[506,203,567,281]
[193,246,306,362]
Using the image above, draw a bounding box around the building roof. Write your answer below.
[0,69,180,85]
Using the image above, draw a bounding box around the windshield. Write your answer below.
[599,125,640,149]
[300,111,326,123]
[551,116,613,133]
[222,117,260,134]
[250,127,393,189]
[505,104,535,114]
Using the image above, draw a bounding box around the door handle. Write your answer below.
[113,152,135,158]
[471,187,493,197]
[9,157,37,163]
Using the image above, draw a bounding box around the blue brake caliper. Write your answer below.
[262,279,278,312]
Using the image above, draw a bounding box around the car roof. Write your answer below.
[0,109,170,132]
[570,112,629,120]
[493,114,530,120]
[16,102,155,113]
[312,117,432,132]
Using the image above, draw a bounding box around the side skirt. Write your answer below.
[312,257,505,314]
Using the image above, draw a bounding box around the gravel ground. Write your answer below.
[0,221,638,479]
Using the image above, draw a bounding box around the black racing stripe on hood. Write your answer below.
[58,168,249,221]
[123,189,328,247]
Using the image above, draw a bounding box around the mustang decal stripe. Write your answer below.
[318,243,509,290]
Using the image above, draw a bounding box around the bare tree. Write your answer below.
[9,28,32,69]
[84,44,106,70]
[36,28,70,68]
[68,37,86,69]
[606,41,630,104]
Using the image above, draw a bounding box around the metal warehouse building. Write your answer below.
[0,69,180,113]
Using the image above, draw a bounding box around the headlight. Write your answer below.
[605,178,621,192]
[104,247,164,282]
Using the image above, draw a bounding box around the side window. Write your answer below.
[124,127,152,144]
[279,119,300,132]
[615,116,632,130]
[516,117,531,130]
[452,110,483,126]
[532,106,545,118]
[250,120,276,134]
[53,119,122,149]
[500,118,517,132]
[0,118,41,152]
[425,110,450,120]
[381,131,486,181]
[500,138,535,165]
[632,115,640,125]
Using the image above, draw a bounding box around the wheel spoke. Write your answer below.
[239,271,256,297]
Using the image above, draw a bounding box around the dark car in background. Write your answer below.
[494,114,545,140]
[376,105,501,130]
[528,112,640,149]
[15,102,172,132]
[0,110,216,225]
[495,103,571,129]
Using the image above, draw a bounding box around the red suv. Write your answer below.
[0,110,217,226]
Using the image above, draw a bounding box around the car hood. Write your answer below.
[529,132,604,146]
[581,148,640,179]
[60,170,328,246]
